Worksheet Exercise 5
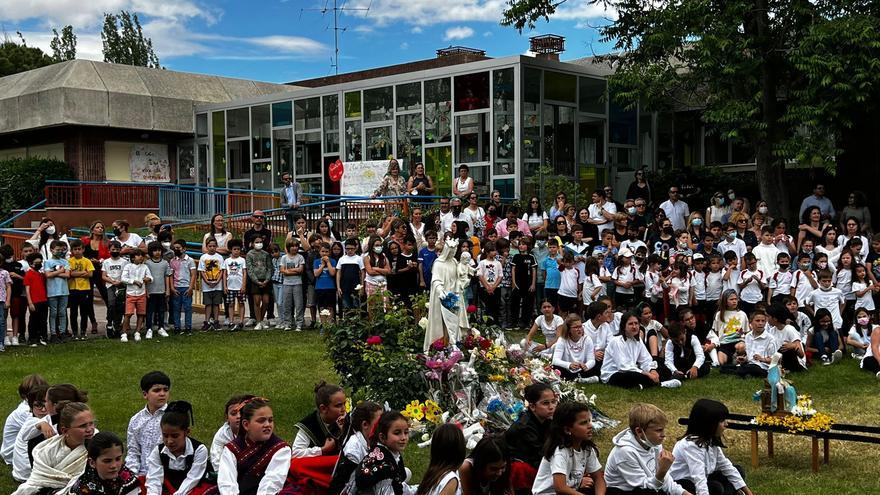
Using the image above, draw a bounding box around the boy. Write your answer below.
[752,226,780,275]
[417,230,439,291]
[790,252,818,312]
[223,239,247,331]
[169,239,196,335]
[23,253,48,347]
[313,242,338,321]
[737,253,766,315]
[721,250,740,295]
[496,238,513,329]
[198,238,225,331]
[736,310,776,378]
[511,238,537,329]
[542,239,562,307]
[121,249,152,342]
[280,239,305,331]
[397,236,419,307]
[564,225,590,277]
[695,232,718,257]
[101,241,128,338]
[336,238,365,313]
[604,404,685,495]
[247,237,274,330]
[126,371,171,477]
[717,223,747,269]
[619,224,647,255]
[807,269,845,332]
[2,374,48,465]
[767,252,793,304]
[65,239,94,341]
[144,241,171,339]
[43,240,70,342]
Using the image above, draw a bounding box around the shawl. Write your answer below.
[65,464,140,495]
[12,434,87,495]
[355,444,407,495]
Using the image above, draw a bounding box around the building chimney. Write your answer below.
[529,34,565,61]
[436,46,486,59]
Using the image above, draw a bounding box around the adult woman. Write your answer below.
[686,212,706,249]
[110,220,144,257]
[371,159,407,198]
[81,221,110,334]
[797,205,828,251]
[551,217,572,245]
[385,219,409,248]
[771,218,796,255]
[705,192,730,224]
[409,206,427,247]
[522,196,548,235]
[202,214,232,255]
[729,212,758,249]
[562,204,577,229]
[548,192,568,221]
[840,190,872,235]
[576,207,599,246]
[406,162,434,199]
[610,213,628,246]
[28,217,70,260]
[285,214,312,249]
[454,164,474,198]
[647,218,676,262]
[142,213,162,244]
[626,169,652,206]
[755,199,773,225]
[839,216,870,259]
[483,205,499,235]
[464,192,486,237]
[750,212,766,240]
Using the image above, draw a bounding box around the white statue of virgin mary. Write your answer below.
[423,235,471,350]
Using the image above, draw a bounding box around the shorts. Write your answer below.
[315,288,337,309]
[251,282,273,296]
[718,342,740,359]
[226,290,246,305]
[203,290,224,306]
[125,294,147,315]
[306,284,316,307]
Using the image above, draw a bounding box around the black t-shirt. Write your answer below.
[648,234,675,261]
[867,251,880,281]
[337,255,363,293]
[512,253,537,289]
[2,260,25,297]
[244,227,273,252]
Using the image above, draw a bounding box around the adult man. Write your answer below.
[799,183,836,222]
[440,198,473,235]
[603,185,624,212]
[720,197,745,224]
[280,172,303,232]
[659,186,690,231]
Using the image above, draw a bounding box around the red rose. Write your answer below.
[467,304,477,313]
[479,337,492,350]
[366,335,382,346]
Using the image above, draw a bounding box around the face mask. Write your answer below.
[488,210,496,216]
[635,256,645,262]
[627,207,637,215]
[161,242,171,249]
[728,192,736,200]
[45,226,56,235]
[858,317,870,326]
[326,220,333,228]
[254,242,263,250]
[173,249,184,257]
[817,262,827,269]
[373,246,384,254]
[800,263,811,270]
[54,251,65,258]
[110,251,121,258]
[4,257,11,263]
[452,206,461,215]
[692,218,703,226]
[758,206,768,214]
[778,264,789,270]
[112,228,122,237]
[728,231,737,239]
[536,240,546,247]
[153,225,161,234]
[679,241,688,248]
[663,227,674,235]
[629,233,637,240]
[716,197,725,206]
[33,263,42,270]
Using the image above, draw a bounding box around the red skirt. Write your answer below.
[509,460,538,492]
[288,455,339,495]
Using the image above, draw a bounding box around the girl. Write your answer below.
[642,255,664,319]
[525,300,564,357]
[806,308,843,365]
[556,253,581,315]
[145,401,213,495]
[601,312,665,389]
[531,402,605,495]
[477,243,503,326]
[582,256,605,307]
[66,431,140,494]
[211,395,255,471]
[669,399,753,495]
[552,313,598,383]
[636,302,667,375]
[330,401,382,495]
[355,412,416,495]
[852,264,875,319]
[505,383,556,492]
[836,250,856,333]
[364,235,392,315]
[416,423,467,495]
[847,306,875,358]
[216,397,294,495]
[664,260,693,316]
[13,402,95,495]
[859,311,880,377]
[611,250,637,310]
[711,290,747,366]
[291,382,349,472]
[18,383,89,468]
[458,436,511,495]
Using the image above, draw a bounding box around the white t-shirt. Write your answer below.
[523,212,549,231]
[752,243,780,276]
[477,259,502,286]
[612,264,637,295]
[119,232,144,251]
[717,238,747,263]
[532,445,602,495]
[427,470,461,495]
[223,256,247,291]
[808,287,845,329]
[101,257,129,288]
[852,280,875,311]
[768,269,793,298]
[589,202,617,234]
[582,273,604,304]
[558,268,582,298]
[198,253,226,292]
[738,269,765,304]
[767,324,806,368]
[535,314,564,342]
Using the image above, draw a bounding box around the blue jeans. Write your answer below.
[170,287,193,331]
[48,295,68,336]
[812,329,839,359]
[340,290,359,311]
[0,302,6,350]
[273,283,284,321]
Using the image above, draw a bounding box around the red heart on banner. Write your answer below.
[329,159,344,182]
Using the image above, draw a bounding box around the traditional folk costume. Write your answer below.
[211,434,295,495]
[65,464,140,495]
[289,411,350,494]
[12,434,88,495]
[145,437,215,495]
[355,444,416,495]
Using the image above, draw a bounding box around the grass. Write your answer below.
[1,330,879,494]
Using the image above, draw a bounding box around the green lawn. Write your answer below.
[1,331,879,494]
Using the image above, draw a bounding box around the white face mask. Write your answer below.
[254,242,263,250]
[45,226,56,235]
[161,242,171,249]
[758,206,768,214]
[373,246,384,254]
[728,192,736,200]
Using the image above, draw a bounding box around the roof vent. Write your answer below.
[436,46,486,58]
[529,34,565,61]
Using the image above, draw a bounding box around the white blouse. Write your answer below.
[217,443,291,495]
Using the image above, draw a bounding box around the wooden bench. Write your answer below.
[678,413,880,472]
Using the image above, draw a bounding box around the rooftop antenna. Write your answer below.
[301,0,371,74]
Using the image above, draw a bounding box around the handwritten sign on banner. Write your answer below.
[340,159,404,197]
[130,143,170,182]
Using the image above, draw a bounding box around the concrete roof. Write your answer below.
[0,60,301,135]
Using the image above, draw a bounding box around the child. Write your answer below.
[752,226,780,276]
[859,314,880,376]
[223,240,247,332]
[766,304,807,372]
[169,240,196,336]
[720,251,740,295]
[602,311,670,388]
[280,239,306,331]
[612,249,638,310]
[851,264,875,317]
[669,399,753,495]
[511,238,538,329]
[246,237,274,331]
[209,394,255,472]
[126,371,171,477]
[669,230,693,266]
[11,383,49,482]
[533,233,550,306]
[102,241,128,338]
[329,401,382,495]
[66,239,94,341]
[531,402,605,495]
[556,253,581,315]
[737,253,766,315]
[636,303,667,372]
[806,308,843,365]
[121,249,152,343]
[664,261,693,315]
[665,325,710,380]
[43,240,70,342]
[2,374,48,464]
[711,290,748,366]
[604,404,688,495]
[198,238,225,331]
[505,383,556,490]
[551,313,599,383]
[735,311,776,378]
[703,254,724,321]
[584,301,613,374]
[643,255,664,317]
[497,239,513,328]
[836,251,856,332]
[289,382,350,491]
[582,256,605,308]
[145,401,213,495]
[790,252,818,312]
[216,397,294,494]
[807,269,845,335]
[2,244,28,347]
[418,230,439,292]
[337,238,365,313]
[691,254,708,316]
[458,436,511,495]
[416,423,467,495]
[847,306,874,358]
[525,300,564,357]
[477,242,503,325]
[542,239,562,307]
[145,242,172,339]
[564,225,590,279]
[304,234,321,327]
[783,295,813,344]
[767,252,793,304]
[395,237,420,308]
[270,243,285,321]
[313,242,338,322]
[354,412,416,495]
[67,431,140,494]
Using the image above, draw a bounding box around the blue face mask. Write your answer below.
[692,218,703,226]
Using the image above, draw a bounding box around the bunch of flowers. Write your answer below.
[440,292,460,312]
[422,348,464,381]
[366,335,383,346]
[754,395,834,433]
[460,333,493,351]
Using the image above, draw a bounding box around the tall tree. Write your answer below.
[502,0,880,219]
[101,11,161,68]
[50,25,77,62]
[0,32,54,77]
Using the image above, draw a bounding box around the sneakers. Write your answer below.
[661,379,683,389]
[121,333,129,343]
[245,318,256,327]
[230,324,241,332]
[821,355,831,366]
[145,329,153,339]
[575,376,601,384]
[3,336,10,346]
[30,342,38,348]
[876,371,880,380]
[831,349,842,364]
[134,332,142,342]
[10,336,19,346]
[254,322,263,331]
[186,329,193,336]
[39,338,47,346]
[157,328,169,338]
[295,326,302,332]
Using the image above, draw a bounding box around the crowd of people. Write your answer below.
[2,373,754,495]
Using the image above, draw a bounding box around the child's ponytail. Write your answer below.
[162,400,195,430]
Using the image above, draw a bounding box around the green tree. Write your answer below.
[0,157,75,217]
[50,25,77,62]
[502,0,880,219]
[101,11,161,68]
[0,32,54,77]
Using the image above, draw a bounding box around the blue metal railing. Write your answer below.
[0,199,46,228]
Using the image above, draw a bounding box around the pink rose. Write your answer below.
[366,335,382,346]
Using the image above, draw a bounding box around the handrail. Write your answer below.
[0,199,46,228]
[46,180,283,197]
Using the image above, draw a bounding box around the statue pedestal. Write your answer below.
[760,379,792,416]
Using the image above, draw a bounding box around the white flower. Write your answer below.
[418,317,429,330]
[472,329,481,338]
[425,302,431,308]
[388,377,394,382]
[354,284,363,291]
[421,433,430,442]
[320,309,331,316]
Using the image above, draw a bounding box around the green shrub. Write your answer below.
[0,157,74,217]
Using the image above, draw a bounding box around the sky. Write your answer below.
[0,0,618,84]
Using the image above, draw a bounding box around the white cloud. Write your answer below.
[17,31,105,61]
[410,26,423,34]
[0,0,216,29]
[444,26,474,41]
[400,42,409,50]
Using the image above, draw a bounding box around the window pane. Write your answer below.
[396,82,421,111]
[227,108,249,138]
[323,94,340,154]
[299,176,323,195]
[609,98,637,145]
[493,178,515,199]
[344,91,361,118]
[455,113,489,163]
[425,146,452,197]
[397,113,422,171]
[579,77,605,114]
[523,68,541,111]
[295,97,320,131]
[365,126,393,161]
[197,143,208,186]
[425,78,451,144]
[544,71,576,103]
[251,105,271,160]
[196,114,208,137]
[273,128,292,187]
[493,68,515,175]
[344,121,362,162]
[272,101,292,127]
[364,86,393,122]
[468,165,490,196]
[212,111,226,187]
[178,145,194,182]
[454,72,489,111]
[296,131,322,176]
[228,140,251,182]
[578,116,605,167]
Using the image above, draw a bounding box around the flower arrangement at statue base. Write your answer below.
[753,395,834,434]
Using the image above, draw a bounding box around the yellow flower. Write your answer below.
[345,398,352,414]
[488,374,505,382]
[402,400,425,421]
[424,400,442,423]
